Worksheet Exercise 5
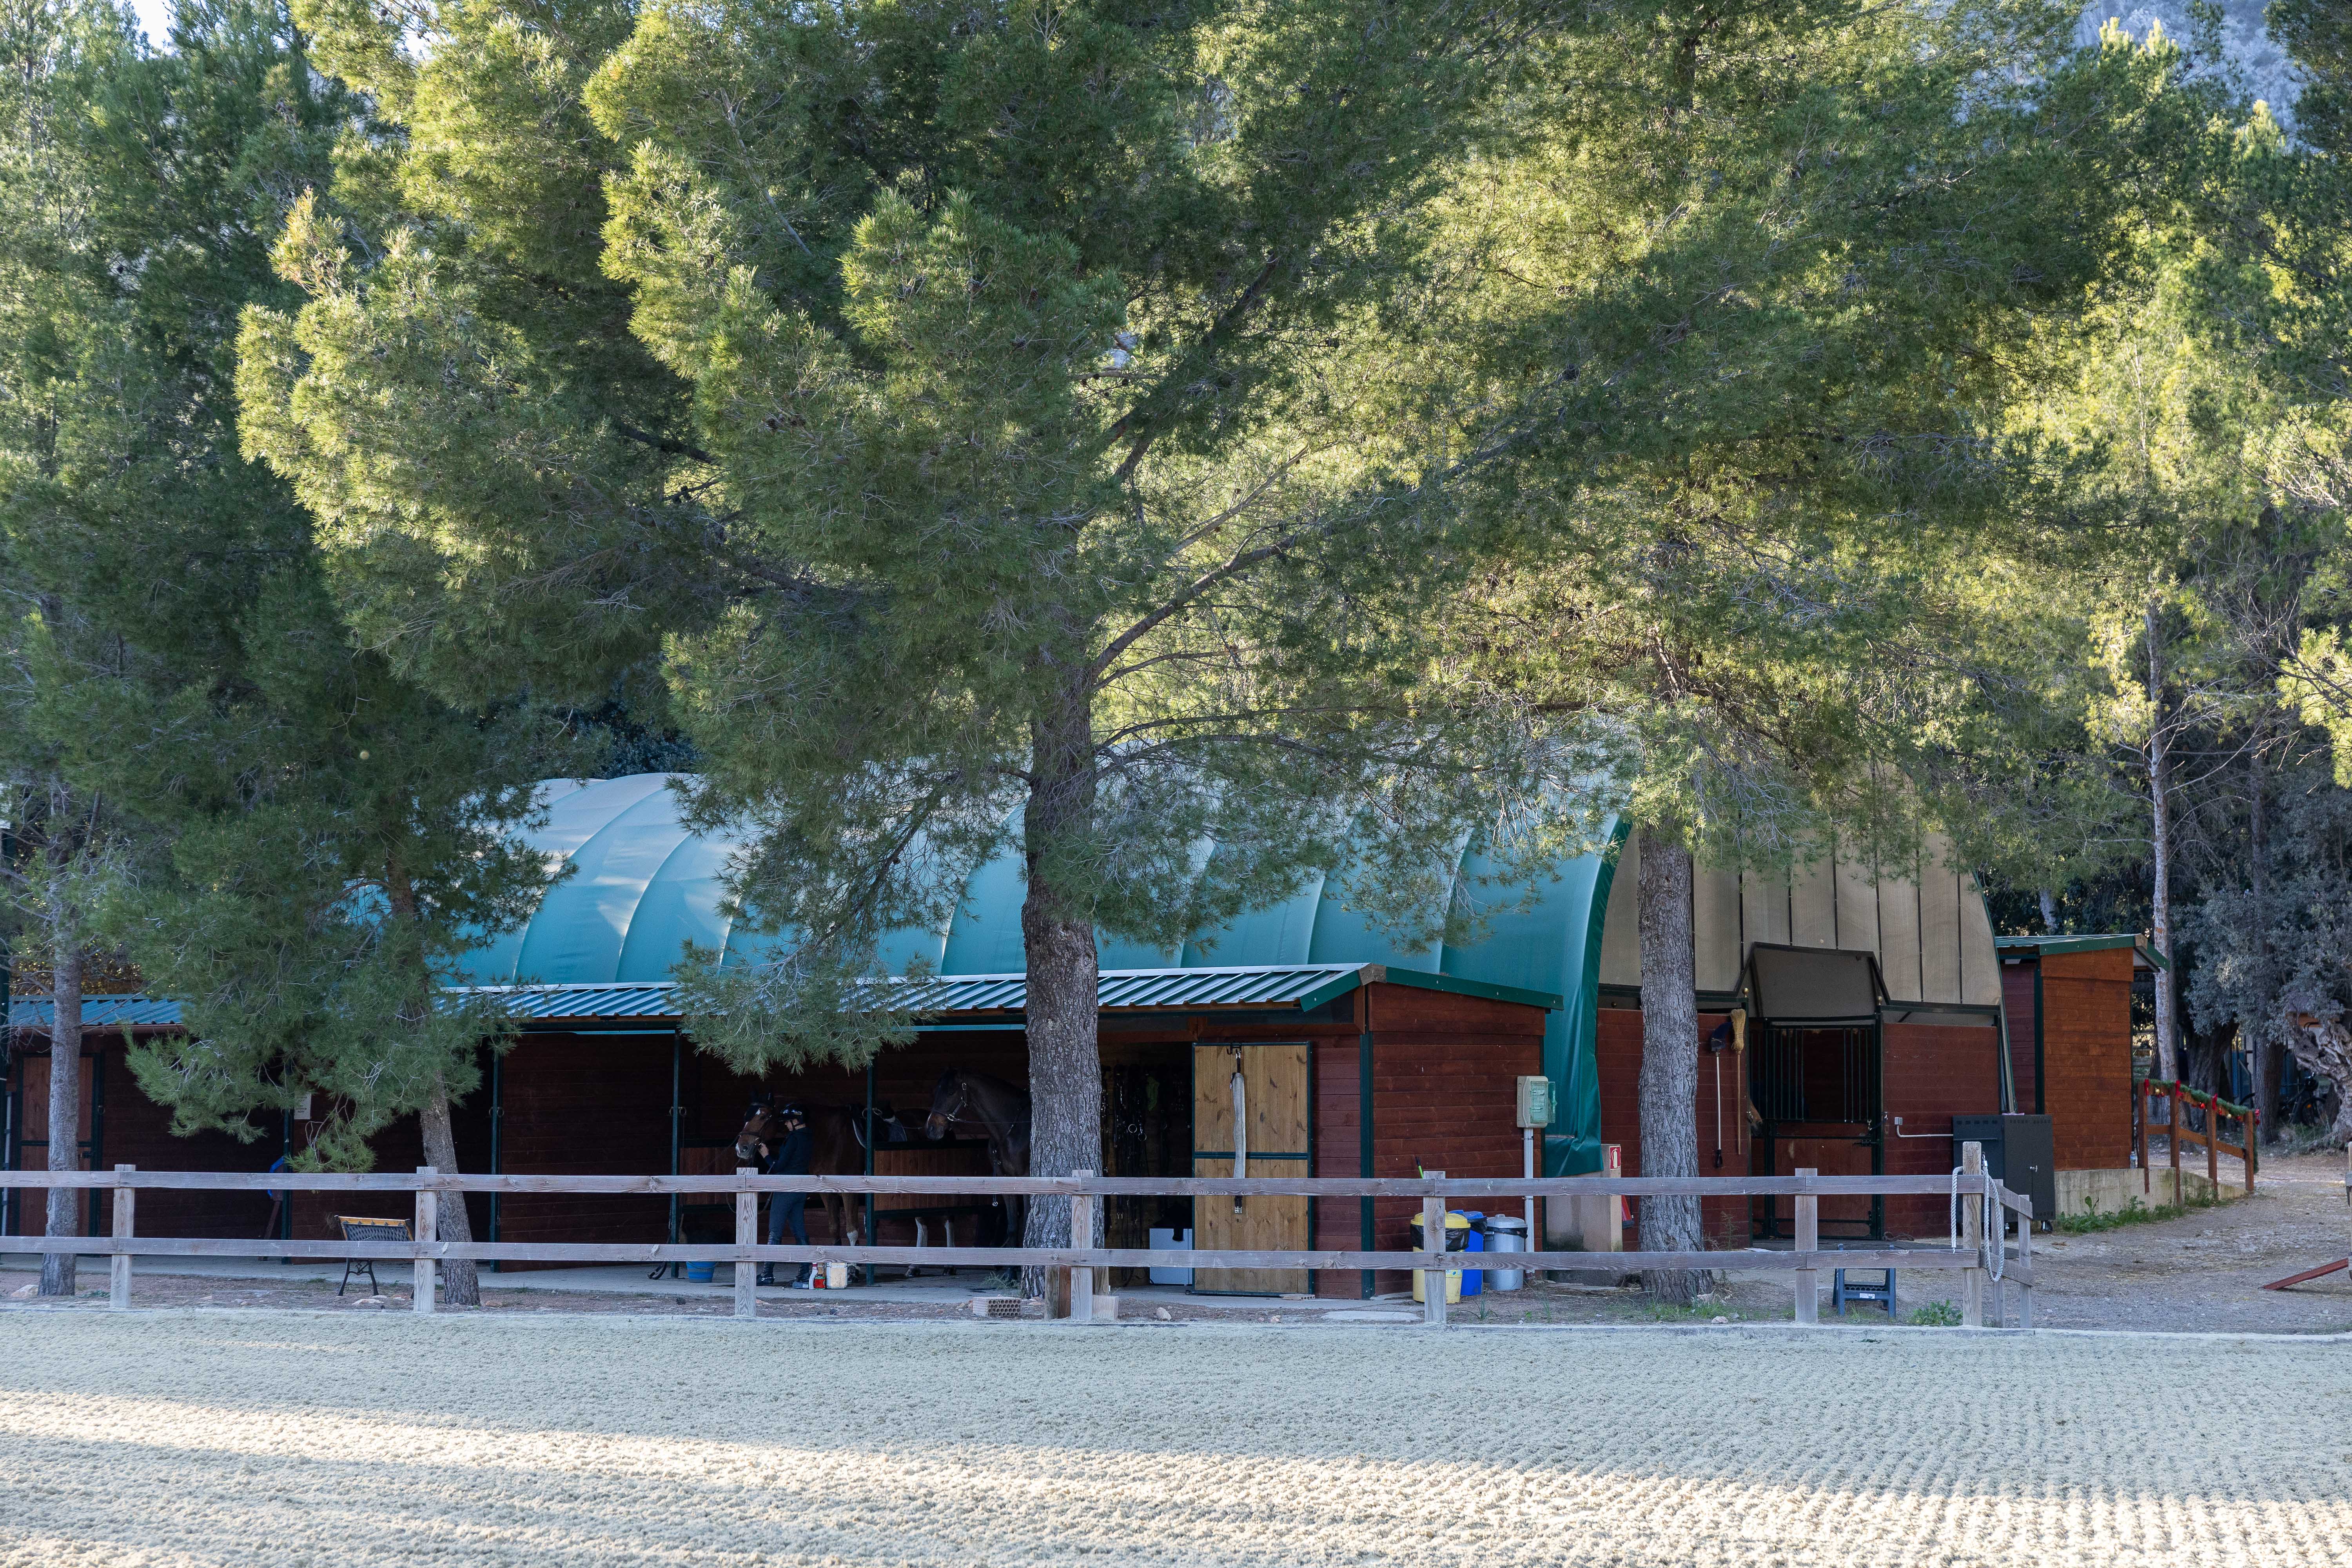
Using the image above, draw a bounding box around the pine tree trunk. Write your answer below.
[2147,598,2180,1083]
[2038,889,2059,933]
[39,887,81,1299]
[1635,828,1706,1305]
[418,1073,480,1306]
[385,858,481,1305]
[1018,688,1100,1309]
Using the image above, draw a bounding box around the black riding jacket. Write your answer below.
[765,1125,812,1177]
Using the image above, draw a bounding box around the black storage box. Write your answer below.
[1951,1113,2056,1229]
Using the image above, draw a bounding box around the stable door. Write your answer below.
[1191,1042,1310,1294]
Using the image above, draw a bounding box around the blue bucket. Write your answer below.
[685,1261,715,1283]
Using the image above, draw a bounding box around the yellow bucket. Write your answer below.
[1408,1213,1472,1304]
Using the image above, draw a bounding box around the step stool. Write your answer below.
[1831,1266,1896,1318]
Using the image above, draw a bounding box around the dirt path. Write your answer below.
[2024,1149,2352,1334]
[2,1311,2347,1567]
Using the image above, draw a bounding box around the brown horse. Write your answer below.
[733,1098,871,1247]
[924,1070,1032,1248]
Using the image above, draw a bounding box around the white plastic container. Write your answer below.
[1484,1214,1528,1291]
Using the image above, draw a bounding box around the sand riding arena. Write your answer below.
[2,1310,2347,1568]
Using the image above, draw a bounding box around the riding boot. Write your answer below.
[756,1266,775,1287]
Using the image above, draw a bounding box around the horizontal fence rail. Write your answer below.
[0,1161,2036,1329]
[0,1170,2040,1204]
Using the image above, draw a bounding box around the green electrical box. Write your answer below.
[1514,1074,1554,1130]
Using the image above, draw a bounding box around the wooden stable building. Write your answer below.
[1585,831,2016,1243]
[1994,934,2153,1174]
[4,777,2151,1290]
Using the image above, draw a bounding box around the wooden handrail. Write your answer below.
[2133,1079,2258,1197]
[1,1160,2036,1328]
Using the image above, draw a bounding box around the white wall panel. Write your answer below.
[1835,849,1882,963]
[1694,864,1744,993]
[1790,857,1838,948]
[1599,831,1641,987]
[1878,864,1924,1003]
[1918,839,1963,1004]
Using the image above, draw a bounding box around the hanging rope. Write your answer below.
[1985,1171,2006,1284]
[1949,1165,2007,1282]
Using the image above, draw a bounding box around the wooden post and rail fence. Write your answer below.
[2133,1078,2258,1198]
[3,1154,2037,1329]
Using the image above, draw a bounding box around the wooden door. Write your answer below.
[1192,1042,1310,1294]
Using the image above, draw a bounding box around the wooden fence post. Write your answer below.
[109,1165,134,1312]
[1070,1171,1095,1324]
[1960,1142,1984,1327]
[2016,1191,2034,1328]
[1793,1167,1818,1325]
[735,1167,757,1321]
[2168,1091,2181,1202]
[2205,1099,2219,1191]
[413,1167,437,1315]
[1422,1174,1447,1328]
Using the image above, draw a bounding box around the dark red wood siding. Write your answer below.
[1878,1021,2002,1236]
[1357,983,1544,1297]
[2039,948,2134,1171]
[1595,1009,1750,1248]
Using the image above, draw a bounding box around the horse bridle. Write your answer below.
[928,1077,974,1136]
[734,1101,801,1164]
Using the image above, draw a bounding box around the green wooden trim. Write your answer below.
[1368,964,1563,1013]
[1994,933,2168,969]
[1294,969,1372,1012]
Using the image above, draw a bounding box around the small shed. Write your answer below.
[1994,935,2156,1172]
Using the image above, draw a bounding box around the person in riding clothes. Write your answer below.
[757,1103,814,1289]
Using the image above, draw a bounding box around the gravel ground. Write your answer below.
[2018,1149,2352,1334]
[2,1310,2349,1567]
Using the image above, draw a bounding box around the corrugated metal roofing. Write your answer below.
[877,964,1375,1016]
[8,964,1561,1036]
[314,963,1553,1027]
[9,996,186,1030]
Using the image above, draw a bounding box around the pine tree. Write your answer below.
[239,0,1595,1291]
[1428,6,2205,1298]
[4,0,571,1307]
[1,0,154,1297]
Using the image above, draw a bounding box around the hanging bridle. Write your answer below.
[926,1077,973,1139]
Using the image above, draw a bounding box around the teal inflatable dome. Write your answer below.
[457,775,1621,1171]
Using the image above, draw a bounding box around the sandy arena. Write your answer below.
[2,1311,2348,1567]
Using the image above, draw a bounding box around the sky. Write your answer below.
[120,0,2303,121]
[131,0,171,46]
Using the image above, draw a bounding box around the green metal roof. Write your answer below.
[1993,933,2167,970]
[9,996,185,1031]
[441,963,1562,1024]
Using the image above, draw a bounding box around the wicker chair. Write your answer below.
[334,1215,411,1297]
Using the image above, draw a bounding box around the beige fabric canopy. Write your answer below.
[1597,831,2002,1013]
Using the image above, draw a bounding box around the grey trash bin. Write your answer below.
[1484,1214,1528,1291]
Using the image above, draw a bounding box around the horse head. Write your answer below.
[924,1070,968,1141]
[733,1098,776,1165]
